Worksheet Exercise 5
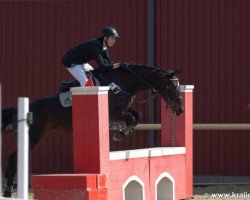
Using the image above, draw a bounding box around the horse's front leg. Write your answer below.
[110,108,137,141]
[121,107,142,136]
[127,107,142,125]
[110,105,137,128]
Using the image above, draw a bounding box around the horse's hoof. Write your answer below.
[3,191,12,197]
[112,131,125,141]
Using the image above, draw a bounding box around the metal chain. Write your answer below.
[170,110,175,147]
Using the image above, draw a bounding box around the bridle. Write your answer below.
[165,77,181,147]
[165,77,181,107]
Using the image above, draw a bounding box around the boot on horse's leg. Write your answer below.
[110,110,136,141]
[123,112,137,137]
[3,185,13,197]
[123,107,142,136]
[124,127,134,136]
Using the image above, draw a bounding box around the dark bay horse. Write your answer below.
[1,63,183,197]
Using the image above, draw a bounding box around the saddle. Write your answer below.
[59,72,100,107]
[60,80,81,93]
[60,72,99,93]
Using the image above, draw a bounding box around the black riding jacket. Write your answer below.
[61,38,113,71]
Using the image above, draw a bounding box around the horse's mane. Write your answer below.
[92,63,172,76]
[129,63,164,71]
[128,63,170,77]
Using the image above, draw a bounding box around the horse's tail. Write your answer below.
[1,107,17,132]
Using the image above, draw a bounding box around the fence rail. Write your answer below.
[135,124,250,131]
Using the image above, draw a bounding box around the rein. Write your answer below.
[119,65,163,103]
[96,69,156,104]
[123,65,170,103]
[124,65,157,93]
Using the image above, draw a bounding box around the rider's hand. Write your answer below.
[113,63,120,69]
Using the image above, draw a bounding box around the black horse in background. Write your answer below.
[1,63,183,197]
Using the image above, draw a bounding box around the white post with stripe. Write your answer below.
[0,83,2,195]
[17,97,29,200]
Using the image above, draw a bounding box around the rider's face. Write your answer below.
[105,36,116,47]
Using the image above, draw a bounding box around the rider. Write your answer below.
[61,27,121,86]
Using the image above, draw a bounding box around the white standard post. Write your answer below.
[17,97,29,200]
[0,83,2,195]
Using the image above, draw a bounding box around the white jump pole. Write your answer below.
[17,97,29,200]
[135,123,250,131]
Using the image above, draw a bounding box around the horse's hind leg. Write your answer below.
[3,151,17,197]
[3,126,45,197]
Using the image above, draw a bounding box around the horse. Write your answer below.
[1,63,183,197]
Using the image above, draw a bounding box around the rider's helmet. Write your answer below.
[102,27,119,38]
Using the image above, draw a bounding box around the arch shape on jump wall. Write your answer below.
[122,175,145,200]
[155,172,175,200]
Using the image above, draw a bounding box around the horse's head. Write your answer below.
[159,70,184,116]
[100,63,184,115]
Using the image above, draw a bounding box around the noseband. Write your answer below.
[164,77,181,109]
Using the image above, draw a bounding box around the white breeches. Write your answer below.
[67,63,94,87]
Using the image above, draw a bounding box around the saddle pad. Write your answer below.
[59,91,72,107]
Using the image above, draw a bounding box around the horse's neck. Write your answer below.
[130,67,164,90]
[93,67,164,93]
[94,70,132,87]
